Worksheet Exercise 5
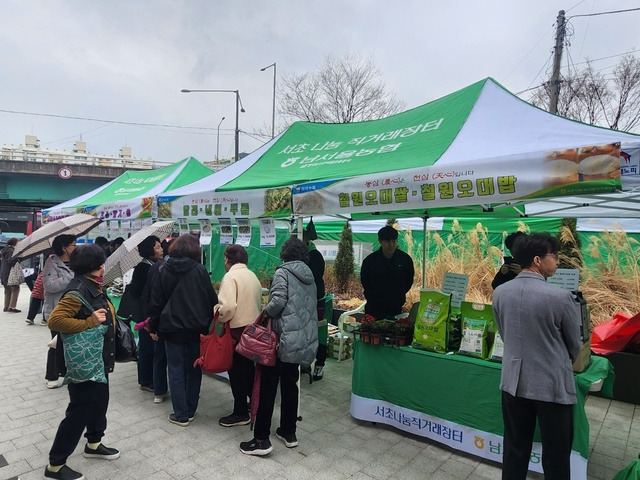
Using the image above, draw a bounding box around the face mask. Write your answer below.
[92,275,104,284]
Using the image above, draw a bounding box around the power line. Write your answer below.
[0,108,215,132]
[518,52,554,94]
[572,50,639,66]
[566,0,588,13]
[576,0,596,59]
[503,22,556,82]
[568,7,640,19]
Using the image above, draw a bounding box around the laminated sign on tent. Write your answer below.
[43,157,213,223]
[157,137,288,221]
[158,78,640,222]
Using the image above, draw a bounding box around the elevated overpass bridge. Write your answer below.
[0,149,154,234]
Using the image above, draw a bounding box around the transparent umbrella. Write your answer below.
[12,213,102,260]
[103,220,175,284]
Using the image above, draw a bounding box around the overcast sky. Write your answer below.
[2,0,639,166]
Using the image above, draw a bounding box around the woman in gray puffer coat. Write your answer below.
[240,237,318,456]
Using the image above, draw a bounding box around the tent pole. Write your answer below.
[422,213,428,289]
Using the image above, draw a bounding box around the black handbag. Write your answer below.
[115,316,138,362]
[117,286,143,323]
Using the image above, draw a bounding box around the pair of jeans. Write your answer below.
[501,391,574,480]
[49,380,110,466]
[153,338,168,396]
[254,358,300,440]
[137,329,154,387]
[165,340,202,420]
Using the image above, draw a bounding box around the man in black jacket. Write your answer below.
[303,229,326,381]
[360,226,414,319]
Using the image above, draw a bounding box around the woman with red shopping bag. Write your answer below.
[212,244,262,427]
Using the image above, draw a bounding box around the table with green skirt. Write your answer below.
[351,341,614,480]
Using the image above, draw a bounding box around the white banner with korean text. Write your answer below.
[350,394,587,480]
[293,144,622,216]
[158,188,290,221]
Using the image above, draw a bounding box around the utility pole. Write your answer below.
[549,9,566,114]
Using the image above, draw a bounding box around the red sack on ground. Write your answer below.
[591,312,640,355]
[194,313,234,373]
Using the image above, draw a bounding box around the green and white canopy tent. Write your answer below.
[43,156,213,223]
[158,78,640,222]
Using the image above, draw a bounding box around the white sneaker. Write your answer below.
[46,380,60,389]
[39,319,48,326]
[154,392,170,404]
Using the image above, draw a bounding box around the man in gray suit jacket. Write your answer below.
[492,233,581,480]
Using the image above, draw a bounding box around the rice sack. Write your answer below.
[412,290,451,353]
[458,302,494,359]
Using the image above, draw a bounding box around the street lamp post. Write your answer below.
[180,89,245,162]
[260,63,276,138]
[216,116,225,161]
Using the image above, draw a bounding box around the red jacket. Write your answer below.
[31,272,45,300]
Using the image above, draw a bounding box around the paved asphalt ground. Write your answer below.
[1,284,639,479]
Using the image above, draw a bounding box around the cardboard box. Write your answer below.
[572,340,591,373]
[327,332,352,361]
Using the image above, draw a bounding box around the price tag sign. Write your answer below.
[259,217,276,247]
[547,268,580,291]
[219,218,233,245]
[198,219,212,245]
[177,218,189,234]
[441,272,469,308]
[236,218,251,246]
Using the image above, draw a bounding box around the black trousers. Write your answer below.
[228,350,255,416]
[501,391,574,480]
[137,328,154,387]
[26,297,43,321]
[315,305,327,366]
[46,331,66,381]
[254,359,299,440]
[49,380,110,466]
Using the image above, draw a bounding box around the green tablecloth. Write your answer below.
[351,341,613,477]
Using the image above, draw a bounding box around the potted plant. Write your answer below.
[391,319,414,346]
[370,320,391,345]
[357,314,376,343]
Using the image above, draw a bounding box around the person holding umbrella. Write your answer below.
[43,235,77,388]
[117,236,164,393]
[148,234,218,427]
[0,238,21,312]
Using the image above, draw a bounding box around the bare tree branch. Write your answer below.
[527,54,640,133]
[278,52,404,125]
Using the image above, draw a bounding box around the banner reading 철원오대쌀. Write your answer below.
[292,144,622,216]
